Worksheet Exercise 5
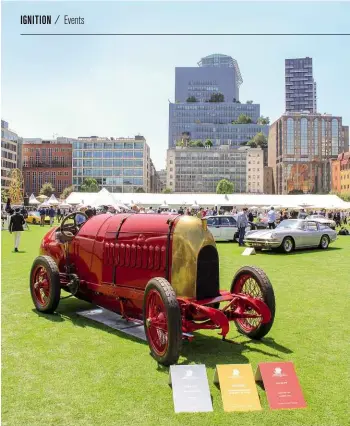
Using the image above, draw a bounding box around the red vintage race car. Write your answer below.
[30,212,276,366]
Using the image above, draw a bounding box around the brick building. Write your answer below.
[331,151,350,195]
[22,139,72,196]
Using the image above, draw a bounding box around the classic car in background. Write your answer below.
[244,219,337,253]
[306,215,336,230]
[30,213,276,366]
[26,211,50,225]
[206,215,268,242]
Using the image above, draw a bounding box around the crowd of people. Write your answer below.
[2,197,349,252]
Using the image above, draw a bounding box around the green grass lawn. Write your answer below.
[2,223,350,426]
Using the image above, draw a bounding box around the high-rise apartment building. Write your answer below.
[166,146,249,193]
[268,112,345,194]
[72,135,152,193]
[285,57,317,113]
[1,120,22,190]
[169,54,269,148]
[22,138,72,196]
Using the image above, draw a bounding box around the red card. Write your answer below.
[255,362,307,410]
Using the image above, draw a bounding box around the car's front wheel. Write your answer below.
[32,218,37,225]
[280,237,294,253]
[231,266,275,339]
[143,277,182,366]
[30,256,61,313]
[319,235,330,249]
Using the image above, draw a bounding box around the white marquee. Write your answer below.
[66,190,349,210]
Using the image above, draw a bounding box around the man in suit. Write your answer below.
[237,207,249,247]
[9,208,25,252]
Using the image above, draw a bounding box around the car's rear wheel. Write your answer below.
[30,256,61,313]
[32,218,37,225]
[143,278,182,366]
[231,266,275,339]
[280,237,294,253]
[319,234,330,249]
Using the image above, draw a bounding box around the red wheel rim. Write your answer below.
[145,289,168,357]
[232,274,263,333]
[32,265,51,307]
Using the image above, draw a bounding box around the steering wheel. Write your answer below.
[60,212,88,239]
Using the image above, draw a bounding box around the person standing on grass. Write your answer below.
[9,208,25,252]
[56,207,62,222]
[39,207,46,226]
[237,207,249,247]
[48,206,55,226]
[267,206,276,229]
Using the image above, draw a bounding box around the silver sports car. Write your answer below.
[244,219,337,253]
[306,215,336,230]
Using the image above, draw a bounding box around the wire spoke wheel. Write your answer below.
[143,278,182,366]
[33,266,51,306]
[30,256,61,313]
[231,266,275,339]
[145,290,169,356]
[234,275,263,332]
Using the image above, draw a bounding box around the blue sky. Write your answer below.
[2,1,350,169]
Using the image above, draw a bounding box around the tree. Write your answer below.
[61,185,74,199]
[205,139,213,147]
[7,168,24,204]
[233,114,253,124]
[162,187,172,194]
[189,140,204,147]
[257,116,270,125]
[1,188,8,203]
[216,179,234,194]
[186,96,198,102]
[209,92,225,102]
[80,178,99,193]
[247,140,258,148]
[248,132,268,149]
[135,187,145,193]
[246,100,253,104]
[40,182,55,197]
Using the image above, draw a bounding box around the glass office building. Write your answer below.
[72,136,151,193]
[268,113,345,194]
[166,146,248,193]
[169,54,269,148]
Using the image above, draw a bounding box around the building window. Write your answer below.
[300,118,308,155]
[331,119,339,156]
[313,119,319,156]
[286,118,294,155]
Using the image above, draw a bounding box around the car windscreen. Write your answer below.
[277,220,302,229]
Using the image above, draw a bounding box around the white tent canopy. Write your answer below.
[28,194,40,205]
[66,192,349,210]
[48,194,60,205]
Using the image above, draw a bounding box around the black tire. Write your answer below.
[280,236,294,253]
[319,234,330,249]
[30,256,61,313]
[143,277,182,366]
[233,231,239,243]
[231,266,275,339]
[32,218,37,225]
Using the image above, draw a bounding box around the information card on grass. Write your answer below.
[169,365,213,413]
[255,362,307,410]
[214,364,262,412]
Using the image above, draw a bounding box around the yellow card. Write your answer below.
[214,364,262,412]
